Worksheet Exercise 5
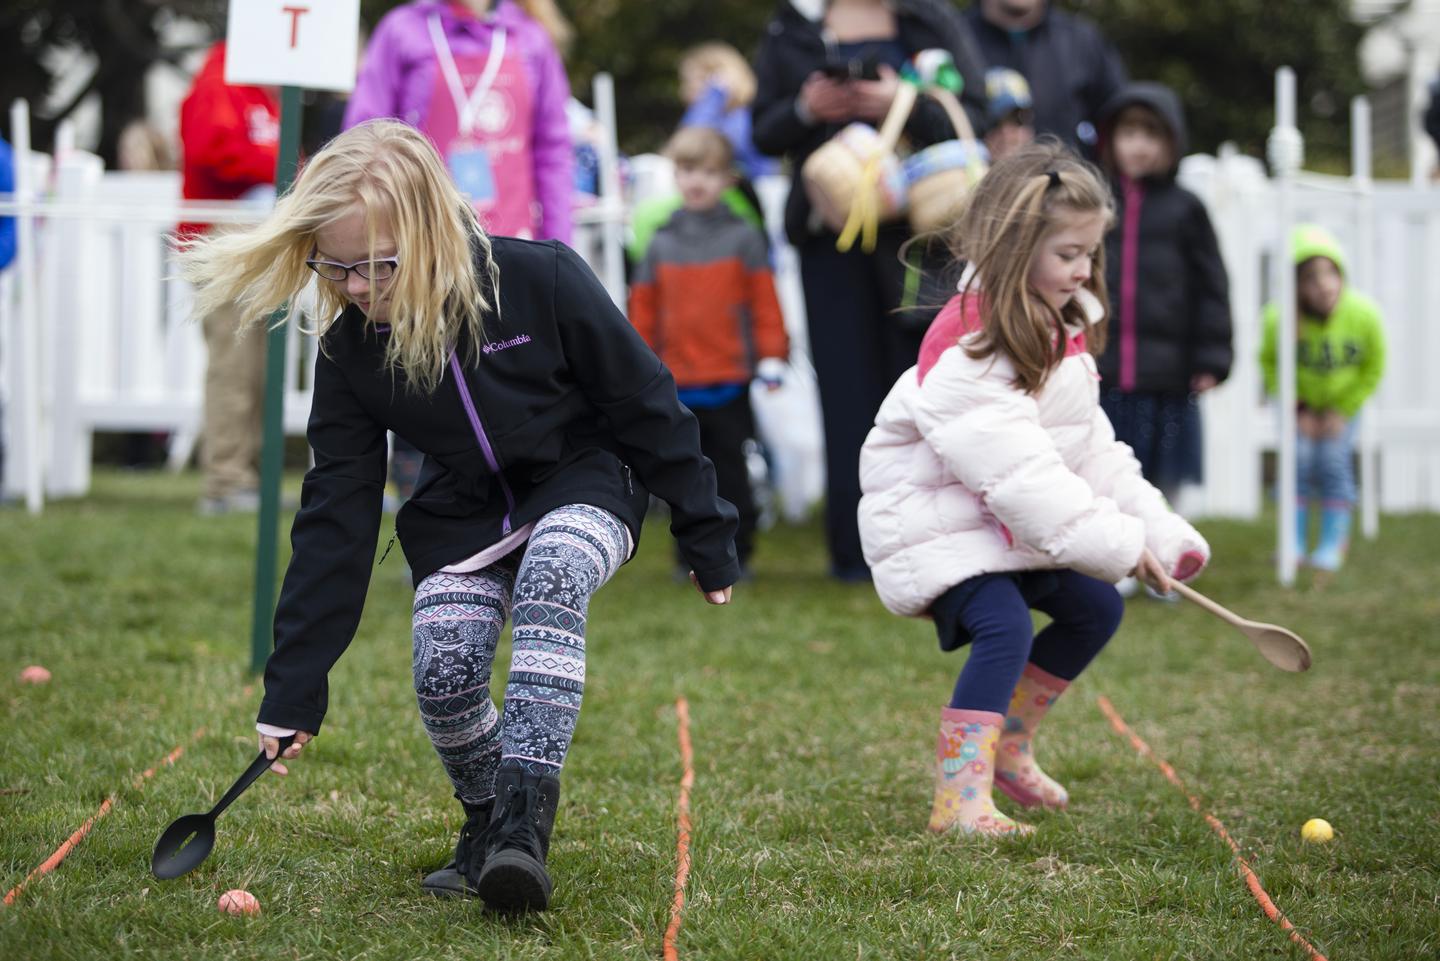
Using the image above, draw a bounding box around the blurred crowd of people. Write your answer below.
[2,0,1403,580]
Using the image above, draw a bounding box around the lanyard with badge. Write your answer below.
[428,13,507,203]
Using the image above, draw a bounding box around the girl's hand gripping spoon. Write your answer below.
[151,734,294,879]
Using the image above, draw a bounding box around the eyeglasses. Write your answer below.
[305,253,400,282]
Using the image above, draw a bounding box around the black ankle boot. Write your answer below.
[473,765,560,912]
[421,796,494,898]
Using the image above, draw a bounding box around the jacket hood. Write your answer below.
[1098,82,1188,176]
[1290,223,1347,274]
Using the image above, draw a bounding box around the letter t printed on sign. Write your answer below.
[283,5,311,48]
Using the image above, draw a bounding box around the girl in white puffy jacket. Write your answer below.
[858,142,1209,836]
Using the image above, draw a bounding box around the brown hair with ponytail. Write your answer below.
[946,140,1114,394]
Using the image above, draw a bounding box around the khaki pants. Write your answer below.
[201,301,266,499]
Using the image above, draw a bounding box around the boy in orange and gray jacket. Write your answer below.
[628,126,788,570]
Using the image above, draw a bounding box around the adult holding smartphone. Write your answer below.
[750,0,986,581]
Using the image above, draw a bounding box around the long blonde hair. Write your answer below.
[947,140,1113,394]
[678,43,758,111]
[178,119,497,394]
[514,0,573,56]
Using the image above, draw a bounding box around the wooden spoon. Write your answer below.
[1171,582,1312,672]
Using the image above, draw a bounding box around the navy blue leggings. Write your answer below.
[932,570,1125,714]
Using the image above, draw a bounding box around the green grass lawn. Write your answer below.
[2,470,1437,960]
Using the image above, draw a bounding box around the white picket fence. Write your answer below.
[3,84,1440,528]
[1178,140,1440,523]
[0,74,631,508]
[18,158,314,497]
[0,182,633,502]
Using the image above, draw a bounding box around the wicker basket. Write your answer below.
[906,84,989,233]
[800,123,907,235]
[904,140,989,233]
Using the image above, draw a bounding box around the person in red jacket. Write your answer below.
[179,41,280,514]
[628,127,788,572]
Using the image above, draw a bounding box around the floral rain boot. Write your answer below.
[928,708,1032,836]
[994,664,1070,809]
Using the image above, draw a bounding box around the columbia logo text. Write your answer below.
[482,334,533,355]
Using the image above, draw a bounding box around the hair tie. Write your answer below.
[1045,170,1062,188]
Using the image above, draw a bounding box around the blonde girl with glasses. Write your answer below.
[180,119,737,911]
[857,141,1210,836]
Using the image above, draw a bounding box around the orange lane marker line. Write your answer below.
[3,682,257,907]
[1096,695,1330,961]
[663,697,695,961]
[2,727,203,907]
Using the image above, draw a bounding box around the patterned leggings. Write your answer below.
[411,504,631,806]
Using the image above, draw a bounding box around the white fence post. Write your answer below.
[1270,68,1301,586]
[8,100,44,513]
[1350,96,1380,542]
[46,145,105,497]
[591,72,626,308]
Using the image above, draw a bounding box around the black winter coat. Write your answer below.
[259,238,739,733]
[750,0,987,246]
[1096,83,1232,394]
[963,5,1126,153]
[1425,74,1440,154]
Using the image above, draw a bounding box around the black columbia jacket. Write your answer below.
[1097,83,1233,394]
[259,237,738,733]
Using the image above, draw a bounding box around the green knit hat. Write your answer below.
[1290,223,1347,275]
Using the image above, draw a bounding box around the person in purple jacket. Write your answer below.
[345,0,574,243]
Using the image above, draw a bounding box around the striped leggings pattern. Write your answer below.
[412,504,630,804]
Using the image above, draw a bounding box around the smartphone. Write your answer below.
[820,57,881,82]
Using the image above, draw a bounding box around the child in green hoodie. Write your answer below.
[1261,225,1386,572]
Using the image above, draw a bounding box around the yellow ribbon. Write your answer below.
[837,155,884,253]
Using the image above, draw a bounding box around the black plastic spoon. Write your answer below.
[151,734,294,880]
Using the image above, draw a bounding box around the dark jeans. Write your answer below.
[932,570,1125,714]
[690,393,757,565]
[799,228,925,578]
